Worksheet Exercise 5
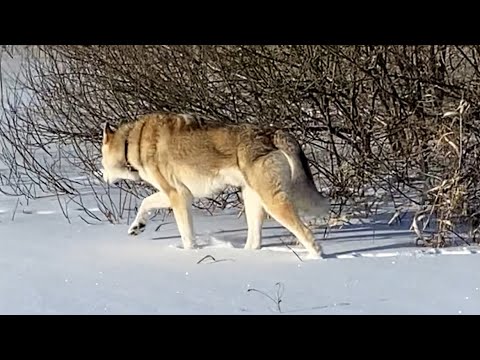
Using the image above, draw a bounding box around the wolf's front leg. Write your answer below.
[169,190,196,249]
[128,192,171,235]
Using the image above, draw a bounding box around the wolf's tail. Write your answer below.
[273,130,330,219]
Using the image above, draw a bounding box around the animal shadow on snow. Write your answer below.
[150,209,422,254]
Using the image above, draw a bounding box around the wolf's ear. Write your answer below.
[103,121,115,145]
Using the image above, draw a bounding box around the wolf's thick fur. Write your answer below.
[101,112,330,257]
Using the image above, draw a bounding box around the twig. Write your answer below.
[196,254,233,264]
[155,220,173,232]
[387,210,402,226]
[247,282,284,313]
[11,198,20,221]
[79,215,99,225]
[447,228,470,246]
[55,191,71,224]
[197,255,217,264]
[278,236,304,262]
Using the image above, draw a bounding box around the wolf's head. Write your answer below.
[101,122,141,185]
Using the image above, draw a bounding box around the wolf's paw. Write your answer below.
[304,243,323,260]
[244,241,261,250]
[128,222,146,236]
[182,240,199,250]
[305,251,323,260]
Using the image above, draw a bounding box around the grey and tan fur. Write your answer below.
[101,112,330,257]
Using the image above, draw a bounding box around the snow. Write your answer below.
[1,47,480,315]
[1,194,480,314]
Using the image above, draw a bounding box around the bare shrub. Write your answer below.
[2,45,480,246]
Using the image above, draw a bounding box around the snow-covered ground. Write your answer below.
[1,46,480,315]
[1,193,480,315]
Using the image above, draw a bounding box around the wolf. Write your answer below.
[100,112,330,258]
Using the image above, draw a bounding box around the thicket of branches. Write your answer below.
[2,45,480,246]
